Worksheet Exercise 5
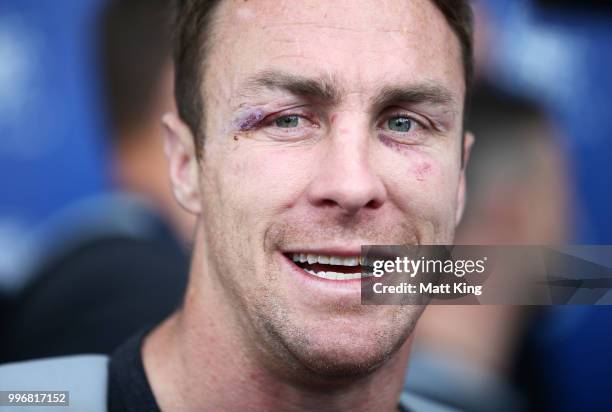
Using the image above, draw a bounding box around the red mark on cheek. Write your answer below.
[330,114,338,124]
[414,162,432,182]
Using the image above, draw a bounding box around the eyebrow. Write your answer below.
[238,70,457,111]
[371,83,456,111]
[238,70,342,104]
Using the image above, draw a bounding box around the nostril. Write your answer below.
[319,198,338,208]
[365,198,383,209]
[309,185,386,214]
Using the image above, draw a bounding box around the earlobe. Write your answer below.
[456,132,475,225]
[162,112,202,215]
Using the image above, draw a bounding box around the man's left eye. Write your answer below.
[387,116,414,132]
[274,115,300,128]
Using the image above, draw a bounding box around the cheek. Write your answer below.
[413,161,433,182]
[409,159,448,207]
[380,149,459,216]
[217,146,311,218]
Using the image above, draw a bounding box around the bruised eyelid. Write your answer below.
[234,108,267,131]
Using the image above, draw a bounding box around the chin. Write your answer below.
[265,312,418,381]
[290,340,398,380]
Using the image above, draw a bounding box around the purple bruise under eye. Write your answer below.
[237,109,265,131]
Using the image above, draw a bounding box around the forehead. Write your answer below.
[205,0,464,105]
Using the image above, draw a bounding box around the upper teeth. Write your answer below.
[292,253,360,266]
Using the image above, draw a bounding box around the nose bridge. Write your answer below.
[327,130,370,178]
[307,117,387,214]
[327,108,372,169]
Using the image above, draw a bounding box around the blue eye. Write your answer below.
[387,116,413,132]
[275,115,300,128]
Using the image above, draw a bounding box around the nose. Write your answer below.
[306,129,387,216]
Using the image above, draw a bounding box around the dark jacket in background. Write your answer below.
[0,193,189,363]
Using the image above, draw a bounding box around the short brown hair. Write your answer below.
[173,0,473,152]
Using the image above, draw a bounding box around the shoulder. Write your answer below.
[0,355,109,412]
[399,390,462,412]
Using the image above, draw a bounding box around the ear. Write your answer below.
[162,112,202,215]
[456,131,475,225]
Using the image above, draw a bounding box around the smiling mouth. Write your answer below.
[286,252,365,280]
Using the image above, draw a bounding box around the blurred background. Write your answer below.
[0,0,610,411]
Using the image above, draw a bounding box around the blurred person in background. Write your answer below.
[0,0,191,363]
[474,1,612,410]
[103,0,195,243]
[407,84,570,412]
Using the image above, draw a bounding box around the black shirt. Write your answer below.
[108,329,160,412]
[107,330,412,412]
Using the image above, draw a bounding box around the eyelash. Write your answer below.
[267,113,314,128]
[258,112,319,140]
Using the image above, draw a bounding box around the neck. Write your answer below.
[143,229,413,412]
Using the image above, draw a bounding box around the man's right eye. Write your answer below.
[274,115,300,128]
[260,111,320,141]
[387,116,414,132]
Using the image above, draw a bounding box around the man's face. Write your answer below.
[177,0,468,378]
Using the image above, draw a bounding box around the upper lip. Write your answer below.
[281,247,363,257]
